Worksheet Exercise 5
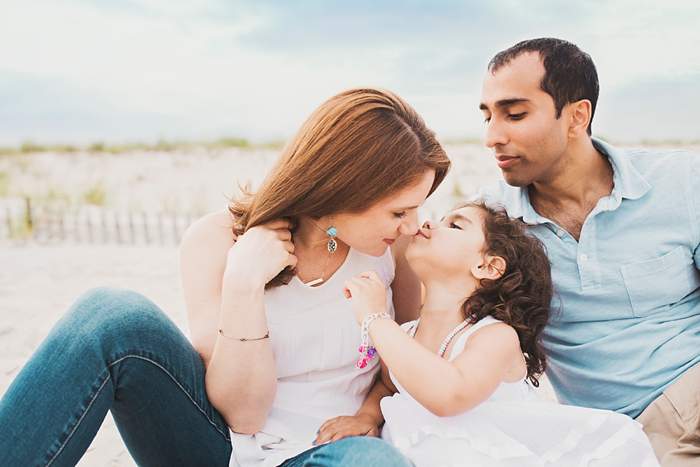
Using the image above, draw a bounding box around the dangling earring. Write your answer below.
[301,221,338,287]
[326,226,337,253]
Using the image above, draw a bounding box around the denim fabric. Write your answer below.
[281,437,413,467]
[0,287,232,467]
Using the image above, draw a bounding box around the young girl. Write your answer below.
[316,201,659,466]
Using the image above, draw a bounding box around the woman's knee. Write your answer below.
[61,287,175,349]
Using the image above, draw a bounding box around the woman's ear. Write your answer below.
[471,255,506,280]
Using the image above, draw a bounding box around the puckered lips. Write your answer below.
[413,229,429,240]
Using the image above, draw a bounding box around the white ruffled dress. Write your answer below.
[380,316,660,467]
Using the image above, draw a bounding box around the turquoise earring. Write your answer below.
[326,226,337,253]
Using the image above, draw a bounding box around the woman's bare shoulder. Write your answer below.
[181,209,236,248]
[179,209,237,274]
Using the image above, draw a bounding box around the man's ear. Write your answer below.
[471,255,506,280]
[567,99,592,137]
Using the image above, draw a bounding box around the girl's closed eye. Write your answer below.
[393,211,407,219]
[449,222,462,230]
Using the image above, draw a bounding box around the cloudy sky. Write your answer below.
[1,0,698,146]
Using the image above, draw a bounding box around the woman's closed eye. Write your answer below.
[449,222,462,230]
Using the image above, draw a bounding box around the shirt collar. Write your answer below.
[502,137,651,225]
[592,137,650,201]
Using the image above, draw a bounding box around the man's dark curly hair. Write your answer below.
[458,201,552,387]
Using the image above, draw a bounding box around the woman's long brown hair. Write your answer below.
[229,88,451,288]
[460,201,553,387]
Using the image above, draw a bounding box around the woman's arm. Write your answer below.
[354,361,397,426]
[390,235,422,324]
[314,361,397,444]
[180,210,291,434]
[368,319,522,417]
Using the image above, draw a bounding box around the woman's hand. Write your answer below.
[314,414,380,445]
[223,219,297,289]
[344,271,388,324]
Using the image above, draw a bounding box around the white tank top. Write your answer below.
[230,246,396,467]
[390,316,531,402]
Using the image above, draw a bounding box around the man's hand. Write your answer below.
[314,414,380,445]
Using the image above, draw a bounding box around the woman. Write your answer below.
[0,88,450,466]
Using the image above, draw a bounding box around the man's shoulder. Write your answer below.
[620,144,697,176]
[597,139,698,194]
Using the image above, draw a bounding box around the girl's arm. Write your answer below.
[368,318,522,417]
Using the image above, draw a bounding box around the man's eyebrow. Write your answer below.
[479,98,530,111]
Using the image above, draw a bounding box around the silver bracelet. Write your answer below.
[218,328,270,341]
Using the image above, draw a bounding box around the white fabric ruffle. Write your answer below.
[381,394,659,467]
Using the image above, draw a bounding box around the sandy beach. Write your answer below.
[0,143,498,465]
[4,142,691,465]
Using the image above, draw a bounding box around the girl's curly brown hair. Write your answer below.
[459,201,552,387]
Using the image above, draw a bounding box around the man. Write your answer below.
[478,37,700,466]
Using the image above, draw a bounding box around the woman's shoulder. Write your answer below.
[180,209,236,264]
[182,209,236,244]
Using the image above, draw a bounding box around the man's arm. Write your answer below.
[691,154,700,270]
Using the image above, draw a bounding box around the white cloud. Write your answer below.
[0,0,698,145]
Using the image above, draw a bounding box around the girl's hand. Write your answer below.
[343,271,388,324]
[223,219,297,289]
[314,414,380,445]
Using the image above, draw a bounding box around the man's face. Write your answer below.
[479,52,570,187]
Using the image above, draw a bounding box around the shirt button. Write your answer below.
[579,254,588,262]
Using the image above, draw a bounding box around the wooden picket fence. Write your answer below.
[1,198,202,245]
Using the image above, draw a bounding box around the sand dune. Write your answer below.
[7,142,687,465]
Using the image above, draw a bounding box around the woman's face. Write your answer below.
[333,170,436,256]
[405,205,488,280]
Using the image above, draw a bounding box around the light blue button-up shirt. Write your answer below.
[481,138,700,418]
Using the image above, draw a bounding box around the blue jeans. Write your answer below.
[281,437,413,467]
[0,288,412,467]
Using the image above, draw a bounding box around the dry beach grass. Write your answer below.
[2,142,690,465]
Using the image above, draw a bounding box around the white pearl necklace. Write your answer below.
[409,318,471,358]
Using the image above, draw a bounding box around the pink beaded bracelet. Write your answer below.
[356,312,391,369]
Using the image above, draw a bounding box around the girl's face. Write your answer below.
[405,205,489,281]
[332,170,436,257]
